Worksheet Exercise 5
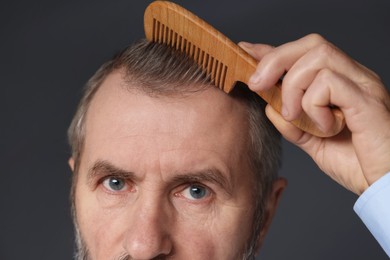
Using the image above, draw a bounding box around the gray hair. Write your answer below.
[68,39,281,260]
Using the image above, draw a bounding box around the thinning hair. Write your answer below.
[67,39,281,260]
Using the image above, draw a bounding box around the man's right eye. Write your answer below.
[102,177,128,192]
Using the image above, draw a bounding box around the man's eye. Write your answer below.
[182,184,210,200]
[102,177,127,192]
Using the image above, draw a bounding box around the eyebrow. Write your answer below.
[87,160,234,196]
[87,160,136,186]
[170,168,234,197]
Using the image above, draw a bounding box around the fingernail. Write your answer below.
[282,106,289,119]
[249,71,262,85]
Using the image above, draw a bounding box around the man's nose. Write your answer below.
[124,197,173,259]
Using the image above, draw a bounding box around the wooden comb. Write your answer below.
[144,1,345,137]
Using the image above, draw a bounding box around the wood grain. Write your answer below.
[144,1,345,137]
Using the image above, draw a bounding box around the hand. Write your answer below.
[239,34,390,195]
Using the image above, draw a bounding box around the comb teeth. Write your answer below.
[152,18,228,91]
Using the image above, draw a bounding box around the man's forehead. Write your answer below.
[82,69,250,166]
[78,70,252,188]
[86,70,249,129]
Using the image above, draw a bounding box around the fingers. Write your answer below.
[242,34,387,134]
[301,68,362,133]
[238,42,274,61]
[246,34,383,126]
[280,41,371,121]
[246,34,390,194]
[248,34,329,92]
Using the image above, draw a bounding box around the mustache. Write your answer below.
[117,254,130,260]
[117,255,168,260]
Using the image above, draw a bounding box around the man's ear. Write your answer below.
[255,177,287,252]
[68,157,75,172]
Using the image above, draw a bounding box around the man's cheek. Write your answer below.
[174,220,218,259]
[76,196,126,259]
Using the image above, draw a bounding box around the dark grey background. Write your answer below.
[1,0,389,259]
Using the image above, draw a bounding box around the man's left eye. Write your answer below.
[181,184,210,200]
[102,177,128,192]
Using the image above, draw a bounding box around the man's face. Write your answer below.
[73,71,258,259]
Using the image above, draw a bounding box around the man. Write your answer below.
[68,34,390,259]
[68,40,286,259]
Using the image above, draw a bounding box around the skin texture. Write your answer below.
[239,33,390,195]
[70,70,286,260]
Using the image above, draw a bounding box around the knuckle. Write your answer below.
[261,51,283,69]
[315,42,337,58]
[280,75,301,97]
[262,50,278,63]
[306,33,327,45]
[302,69,333,110]
[365,67,382,81]
[317,68,333,80]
